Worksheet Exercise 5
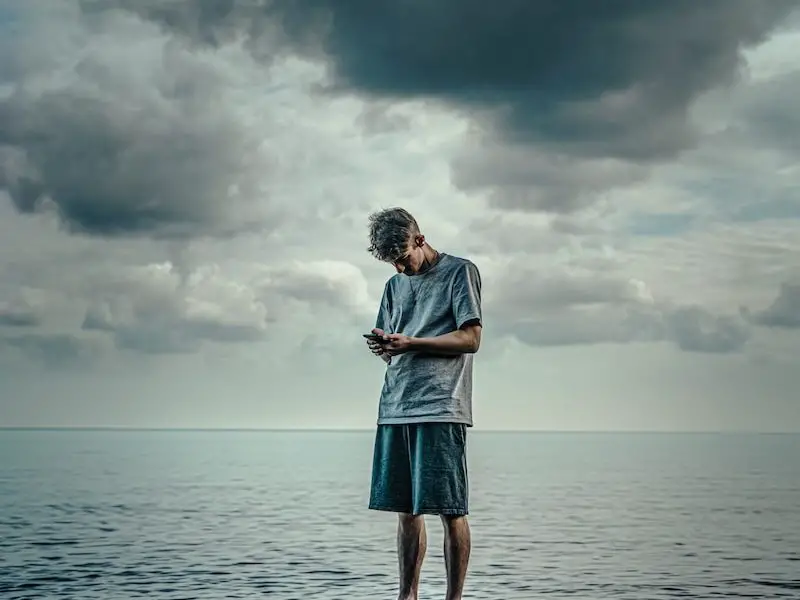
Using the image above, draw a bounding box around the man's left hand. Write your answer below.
[383,333,414,356]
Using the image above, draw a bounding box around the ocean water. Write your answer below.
[1,430,799,599]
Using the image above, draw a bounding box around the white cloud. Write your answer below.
[259,260,375,316]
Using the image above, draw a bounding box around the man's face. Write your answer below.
[391,235,425,274]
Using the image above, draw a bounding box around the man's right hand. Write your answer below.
[366,328,391,364]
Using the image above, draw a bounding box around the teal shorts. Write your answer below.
[368,423,469,516]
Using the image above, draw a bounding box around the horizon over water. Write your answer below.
[1,430,799,599]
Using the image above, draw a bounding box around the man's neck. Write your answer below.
[417,246,441,274]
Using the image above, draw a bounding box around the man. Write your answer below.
[364,207,482,600]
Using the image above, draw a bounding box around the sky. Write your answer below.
[1,1,799,432]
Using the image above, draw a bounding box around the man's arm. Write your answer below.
[381,260,483,357]
[368,282,393,363]
[406,260,483,356]
[408,322,482,355]
[420,259,483,355]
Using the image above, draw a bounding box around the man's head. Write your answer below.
[367,207,433,274]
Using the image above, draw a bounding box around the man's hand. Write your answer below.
[366,323,482,360]
[366,328,392,363]
[364,328,412,360]
[382,333,414,356]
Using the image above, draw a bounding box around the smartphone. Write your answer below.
[363,333,388,343]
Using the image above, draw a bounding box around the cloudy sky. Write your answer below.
[1,1,799,431]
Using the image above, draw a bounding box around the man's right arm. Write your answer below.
[371,282,392,364]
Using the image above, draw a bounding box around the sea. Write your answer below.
[1,429,798,599]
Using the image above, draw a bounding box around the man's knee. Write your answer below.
[440,513,468,529]
[398,512,424,528]
[439,515,468,535]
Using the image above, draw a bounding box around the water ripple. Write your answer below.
[1,430,798,599]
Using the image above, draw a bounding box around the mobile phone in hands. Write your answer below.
[363,333,388,343]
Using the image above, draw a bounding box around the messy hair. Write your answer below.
[367,207,420,262]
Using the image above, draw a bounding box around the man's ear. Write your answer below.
[415,234,426,247]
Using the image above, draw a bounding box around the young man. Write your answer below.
[364,207,482,600]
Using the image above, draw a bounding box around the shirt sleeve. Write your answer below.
[374,281,392,332]
[452,261,482,329]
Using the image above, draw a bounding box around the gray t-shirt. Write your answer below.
[374,253,482,426]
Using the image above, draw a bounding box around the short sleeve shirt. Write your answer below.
[374,253,482,426]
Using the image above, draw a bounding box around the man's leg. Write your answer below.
[397,513,426,600]
[441,514,470,600]
[368,425,426,599]
[408,423,471,600]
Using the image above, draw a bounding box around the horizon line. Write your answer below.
[0,426,797,434]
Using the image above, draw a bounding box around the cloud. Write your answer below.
[82,1,798,214]
[269,0,796,210]
[487,264,751,353]
[0,3,274,239]
[461,209,615,259]
[354,102,413,135]
[452,143,650,213]
[490,270,654,314]
[1,333,103,369]
[505,304,751,354]
[81,262,269,354]
[259,260,374,316]
[0,308,39,327]
[505,306,663,348]
[668,65,800,229]
[78,0,284,55]
[64,258,376,355]
[0,291,44,327]
[0,2,799,431]
[744,282,800,329]
[666,306,751,353]
[263,0,791,151]
[732,71,800,158]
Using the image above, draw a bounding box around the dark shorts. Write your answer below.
[368,422,469,516]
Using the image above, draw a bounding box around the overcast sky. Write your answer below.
[1,1,799,431]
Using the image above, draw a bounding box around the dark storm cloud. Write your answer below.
[104,0,795,156]
[0,5,270,239]
[95,0,797,213]
[0,86,263,239]
[266,0,789,156]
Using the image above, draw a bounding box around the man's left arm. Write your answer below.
[389,261,483,356]
[408,322,482,355]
